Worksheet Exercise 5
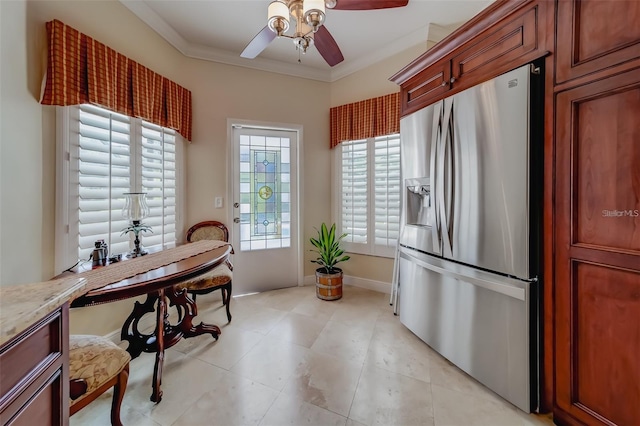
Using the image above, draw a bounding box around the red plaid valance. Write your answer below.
[41,19,192,141]
[329,92,400,149]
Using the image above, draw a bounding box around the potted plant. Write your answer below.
[310,223,350,300]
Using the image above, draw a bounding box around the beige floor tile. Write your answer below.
[282,350,363,416]
[230,335,309,390]
[231,304,288,335]
[260,393,348,426]
[291,290,340,322]
[266,311,328,348]
[72,285,553,426]
[70,389,160,426]
[245,285,313,311]
[187,324,265,370]
[365,319,432,383]
[311,320,374,365]
[123,349,227,425]
[172,371,279,426]
[349,363,434,426]
[431,384,524,426]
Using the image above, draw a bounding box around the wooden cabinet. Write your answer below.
[392,0,547,116]
[401,58,450,115]
[0,305,69,426]
[555,0,640,85]
[553,2,640,425]
[391,0,640,422]
[450,5,540,92]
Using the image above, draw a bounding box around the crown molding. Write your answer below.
[121,0,430,83]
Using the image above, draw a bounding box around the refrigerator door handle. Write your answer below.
[430,101,443,252]
[439,98,454,256]
[399,248,527,301]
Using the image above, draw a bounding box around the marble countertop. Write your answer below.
[0,277,88,346]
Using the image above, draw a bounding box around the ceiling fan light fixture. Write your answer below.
[303,0,326,32]
[324,0,337,9]
[267,1,290,35]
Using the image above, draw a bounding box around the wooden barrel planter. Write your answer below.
[315,268,343,300]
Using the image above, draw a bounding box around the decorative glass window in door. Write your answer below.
[239,134,291,251]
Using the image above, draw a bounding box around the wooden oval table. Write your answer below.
[69,242,232,403]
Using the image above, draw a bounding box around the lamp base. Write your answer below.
[127,248,148,258]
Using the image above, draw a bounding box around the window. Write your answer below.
[334,134,401,257]
[55,104,184,272]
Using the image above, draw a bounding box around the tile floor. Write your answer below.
[71,285,554,426]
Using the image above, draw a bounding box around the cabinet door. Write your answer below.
[451,5,541,90]
[556,0,640,84]
[400,59,450,116]
[555,67,640,426]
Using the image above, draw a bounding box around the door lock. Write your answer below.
[233,217,240,223]
[234,202,240,208]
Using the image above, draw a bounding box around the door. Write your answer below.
[447,64,531,279]
[555,67,640,426]
[230,123,300,294]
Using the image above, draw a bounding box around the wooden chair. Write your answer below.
[175,221,233,322]
[69,335,131,426]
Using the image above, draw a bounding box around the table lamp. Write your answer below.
[122,192,152,257]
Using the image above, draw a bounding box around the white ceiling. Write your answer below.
[121,0,493,82]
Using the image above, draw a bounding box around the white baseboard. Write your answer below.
[303,274,391,294]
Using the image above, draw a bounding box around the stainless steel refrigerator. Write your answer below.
[396,63,543,413]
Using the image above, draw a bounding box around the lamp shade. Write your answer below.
[122,192,149,221]
[268,1,290,34]
[303,0,325,30]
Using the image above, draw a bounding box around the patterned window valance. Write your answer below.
[40,19,192,141]
[329,92,400,149]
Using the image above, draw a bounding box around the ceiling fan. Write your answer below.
[240,0,409,67]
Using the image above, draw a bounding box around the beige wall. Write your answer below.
[0,0,429,333]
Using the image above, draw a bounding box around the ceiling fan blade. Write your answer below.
[240,26,277,59]
[314,26,344,67]
[331,0,409,10]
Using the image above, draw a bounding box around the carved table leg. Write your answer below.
[150,289,166,403]
[167,287,221,341]
[121,293,158,359]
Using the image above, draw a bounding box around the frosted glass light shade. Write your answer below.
[122,192,149,221]
[268,1,290,34]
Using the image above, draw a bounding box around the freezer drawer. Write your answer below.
[398,247,533,412]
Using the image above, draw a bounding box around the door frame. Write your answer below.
[226,118,304,287]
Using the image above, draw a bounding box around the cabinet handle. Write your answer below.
[450,77,456,84]
[441,81,448,87]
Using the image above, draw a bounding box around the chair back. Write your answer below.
[186,221,229,243]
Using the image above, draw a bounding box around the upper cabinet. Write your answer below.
[555,0,640,85]
[391,0,549,116]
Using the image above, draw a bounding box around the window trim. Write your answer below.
[332,134,400,259]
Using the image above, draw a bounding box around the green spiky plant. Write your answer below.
[310,223,350,274]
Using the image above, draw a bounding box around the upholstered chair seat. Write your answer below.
[178,221,233,322]
[69,335,130,426]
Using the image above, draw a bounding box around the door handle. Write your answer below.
[233,217,240,223]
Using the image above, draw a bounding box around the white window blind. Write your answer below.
[77,106,132,259]
[336,134,401,257]
[56,104,182,271]
[341,139,368,245]
[140,122,177,248]
[374,135,401,248]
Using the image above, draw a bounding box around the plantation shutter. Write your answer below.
[77,105,132,259]
[341,140,368,244]
[374,134,401,250]
[140,122,177,249]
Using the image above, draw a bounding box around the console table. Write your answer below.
[68,240,232,402]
